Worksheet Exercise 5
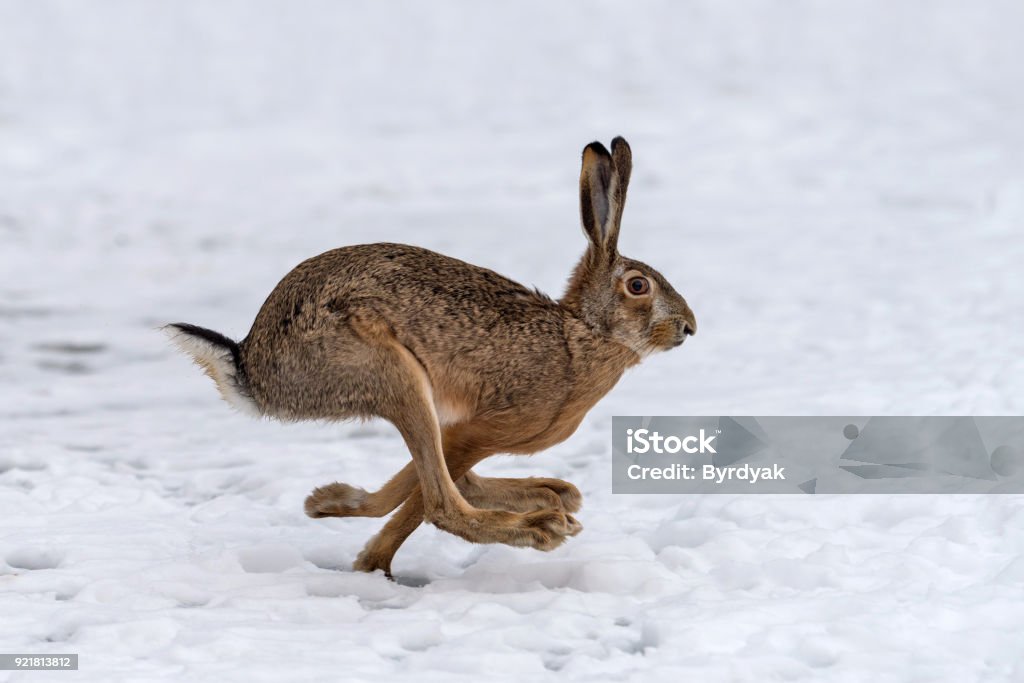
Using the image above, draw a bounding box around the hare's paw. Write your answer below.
[353,546,393,578]
[535,478,582,513]
[564,513,583,536]
[428,504,583,551]
[519,509,583,550]
[504,477,583,513]
[433,506,582,551]
[305,482,368,518]
[462,476,583,514]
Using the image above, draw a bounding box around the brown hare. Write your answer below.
[165,137,696,577]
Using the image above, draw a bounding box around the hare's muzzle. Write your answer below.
[671,316,697,347]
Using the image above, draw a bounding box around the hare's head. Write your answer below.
[562,137,696,358]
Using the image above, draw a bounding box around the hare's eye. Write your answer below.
[626,276,650,296]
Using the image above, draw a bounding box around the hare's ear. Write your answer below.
[610,136,632,234]
[579,137,631,258]
[579,141,617,257]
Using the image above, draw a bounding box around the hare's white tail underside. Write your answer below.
[163,323,261,417]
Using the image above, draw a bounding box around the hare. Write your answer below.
[165,137,696,577]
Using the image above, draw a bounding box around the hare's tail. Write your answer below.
[163,322,260,417]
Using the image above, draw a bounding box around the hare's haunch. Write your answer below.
[165,137,696,577]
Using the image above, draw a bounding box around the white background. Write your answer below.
[1,2,1023,680]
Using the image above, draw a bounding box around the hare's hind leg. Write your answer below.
[355,331,577,553]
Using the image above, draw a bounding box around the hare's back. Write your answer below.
[329,243,567,349]
[303,243,560,326]
[243,243,573,415]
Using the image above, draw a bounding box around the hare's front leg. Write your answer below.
[458,472,582,514]
[367,337,578,553]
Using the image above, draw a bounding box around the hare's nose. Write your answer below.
[680,311,696,337]
[670,317,696,347]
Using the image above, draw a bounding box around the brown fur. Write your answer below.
[165,137,696,577]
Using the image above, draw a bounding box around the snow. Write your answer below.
[2,1,1023,680]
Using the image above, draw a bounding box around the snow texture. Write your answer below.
[1,1,1023,681]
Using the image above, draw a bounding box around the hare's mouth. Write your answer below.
[657,317,696,348]
[648,318,694,351]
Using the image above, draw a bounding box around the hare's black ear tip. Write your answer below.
[611,136,631,152]
[583,141,611,159]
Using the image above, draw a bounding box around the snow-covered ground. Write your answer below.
[2,2,1023,680]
